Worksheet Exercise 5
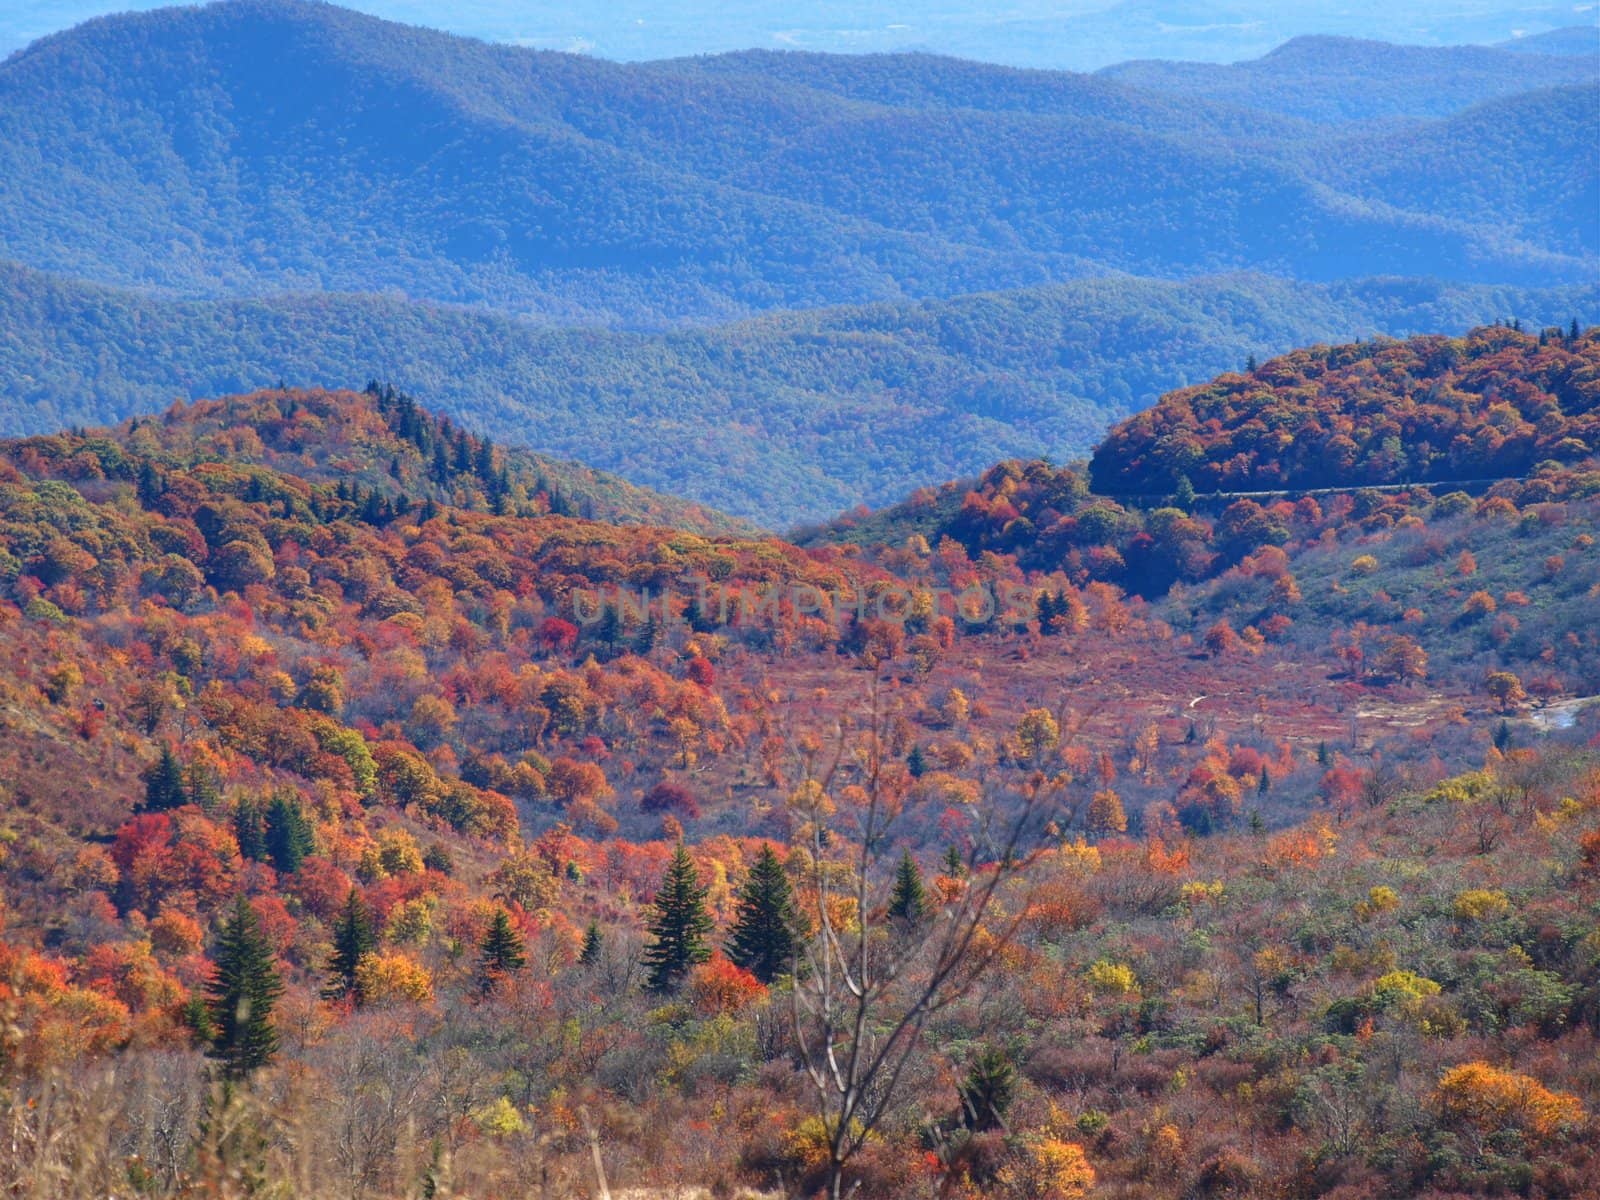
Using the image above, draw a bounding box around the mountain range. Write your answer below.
[0,0,1595,526]
[1,0,1594,325]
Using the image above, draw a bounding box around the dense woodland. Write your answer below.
[1097,34,1599,121]
[1,329,1597,1197]
[1089,325,1600,494]
[3,261,1594,525]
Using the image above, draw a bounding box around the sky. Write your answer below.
[2,0,1596,66]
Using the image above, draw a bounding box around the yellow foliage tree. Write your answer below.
[1434,1062,1584,1141]
[1086,789,1127,837]
[353,951,434,1005]
[999,1135,1096,1199]
[1015,708,1061,763]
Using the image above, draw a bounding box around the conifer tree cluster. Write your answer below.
[888,850,930,923]
[140,744,186,812]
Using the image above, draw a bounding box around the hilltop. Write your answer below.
[1099,34,1599,121]
[807,326,1600,692]
[1088,324,1600,495]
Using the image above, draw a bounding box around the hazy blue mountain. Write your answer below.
[0,0,1592,328]
[1098,33,1597,120]
[1326,86,1599,260]
[3,259,1592,525]
[5,0,1592,70]
[1497,25,1600,55]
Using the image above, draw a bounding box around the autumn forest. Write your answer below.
[2,2,1599,1198]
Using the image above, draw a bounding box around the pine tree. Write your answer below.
[206,896,284,1079]
[1174,474,1197,512]
[263,793,314,874]
[136,460,164,508]
[906,744,928,778]
[633,615,661,656]
[233,798,267,863]
[957,1045,1018,1132]
[725,844,798,984]
[476,908,527,994]
[184,760,222,812]
[943,844,967,879]
[578,921,604,967]
[141,744,186,812]
[324,888,375,1002]
[643,843,713,993]
[1257,767,1271,796]
[887,850,929,924]
[181,990,214,1044]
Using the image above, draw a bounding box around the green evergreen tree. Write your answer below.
[141,744,186,812]
[957,1045,1018,1132]
[206,895,284,1079]
[184,759,223,812]
[233,798,267,863]
[594,604,622,650]
[1257,767,1271,796]
[181,990,214,1045]
[725,843,798,984]
[943,844,967,879]
[136,460,164,508]
[578,921,604,967]
[887,850,929,923]
[1316,740,1331,767]
[906,744,928,778]
[324,888,375,1002]
[633,615,662,656]
[263,793,314,874]
[1173,473,1197,512]
[643,843,713,993]
[476,908,527,994]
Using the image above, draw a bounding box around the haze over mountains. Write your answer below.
[0,0,1595,525]
[5,263,1594,525]
[6,0,1594,67]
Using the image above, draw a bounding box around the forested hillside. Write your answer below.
[1089,324,1600,495]
[1,346,1597,1197]
[0,0,1593,327]
[4,261,1594,525]
[810,326,1600,694]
